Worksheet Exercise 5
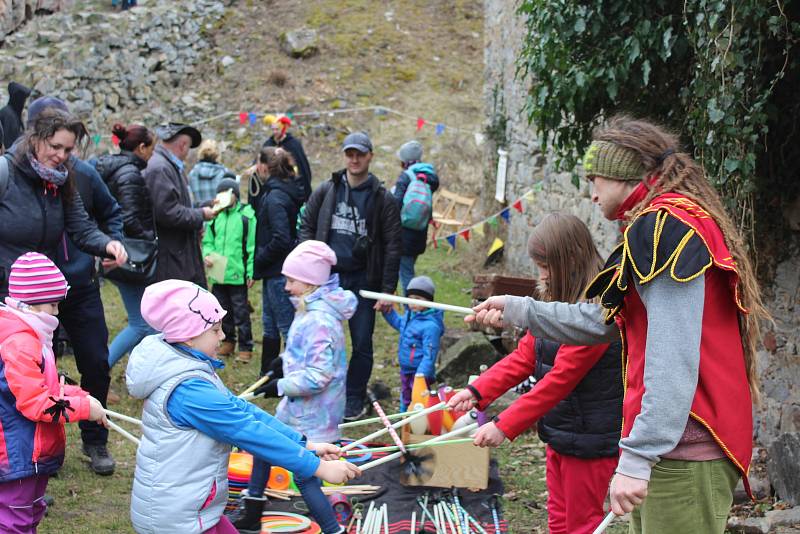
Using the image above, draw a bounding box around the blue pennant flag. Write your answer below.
[500,208,511,222]
[248,112,257,125]
[446,235,457,249]
[435,123,445,136]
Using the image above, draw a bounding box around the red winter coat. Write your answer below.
[0,307,90,482]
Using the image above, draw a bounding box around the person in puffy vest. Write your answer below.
[0,253,108,533]
[126,280,361,534]
[392,140,439,295]
[449,213,622,534]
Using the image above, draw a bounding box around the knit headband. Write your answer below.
[582,140,646,182]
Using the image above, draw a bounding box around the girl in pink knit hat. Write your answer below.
[127,278,360,534]
[237,241,358,533]
[0,252,108,533]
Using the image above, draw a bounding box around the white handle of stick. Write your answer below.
[359,290,474,315]
[341,401,446,452]
[591,511,616,534]
[359,422,479,472]
[239,371,273,397]
[339,407,425,429]
[107,419,141,446]
[104,408,142,426]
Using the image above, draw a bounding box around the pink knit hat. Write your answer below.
[141,280,227,342]
[8,252,69,304]
[281,240,337,286]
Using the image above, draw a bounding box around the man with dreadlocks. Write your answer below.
[469,116,767,533]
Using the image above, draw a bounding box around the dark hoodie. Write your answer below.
[94,151,156,241]
[264,133,312,202]
[0,83,31,149]
[253,175,305,279]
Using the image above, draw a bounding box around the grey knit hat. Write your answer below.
[397,140,423,164]
[582,140,646,181]
[406,275,435,300]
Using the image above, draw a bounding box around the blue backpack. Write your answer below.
[400,163,435,231]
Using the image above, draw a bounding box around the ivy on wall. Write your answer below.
[516,0,798,266]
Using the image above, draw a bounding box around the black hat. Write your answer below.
[156,122,202,148]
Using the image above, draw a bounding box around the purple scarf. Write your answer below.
[28,153,69,187]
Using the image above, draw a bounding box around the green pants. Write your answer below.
[629,458,739,534]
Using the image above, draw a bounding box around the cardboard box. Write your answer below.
[401,428,489,489]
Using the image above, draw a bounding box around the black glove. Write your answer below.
[255,379,280,398]
[268,356,284,379]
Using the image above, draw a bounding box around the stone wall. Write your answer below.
[483,0,800,457]
[0,0,225,134]
[0,0,72,41]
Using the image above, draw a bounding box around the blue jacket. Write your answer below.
[382,306,444,378]
[55,158,124,287]
[392,162,439,257]
[253,176,305,280]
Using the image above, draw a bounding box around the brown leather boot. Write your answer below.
[217,341,235,357]
[236,351,253,363]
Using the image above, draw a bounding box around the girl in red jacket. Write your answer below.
[0,252,107,533]
[448,214,622,534]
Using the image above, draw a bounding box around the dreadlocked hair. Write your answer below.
[594,115,769,403]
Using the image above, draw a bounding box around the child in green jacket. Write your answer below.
[202,178,256,361]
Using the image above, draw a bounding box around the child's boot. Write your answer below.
[260,337,281,376]
[232,494,267,534]
[236,350,253,363]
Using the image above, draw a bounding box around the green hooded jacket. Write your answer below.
[202,201,256,285]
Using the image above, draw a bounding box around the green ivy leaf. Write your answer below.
[724,158,740,172]
[642,60,651,85]
[574,18,586,33]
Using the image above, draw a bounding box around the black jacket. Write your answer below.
[298,170,402,293]
[54,158,124,288]
[95,151,156,241]
[0,153,111,297]
[142,145,206,287]
[392,164,440,257]
[0,82,30,149]
[253,176,305,280]
[264,133,312,202]
[533,337,623,458]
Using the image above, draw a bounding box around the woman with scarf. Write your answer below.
[0,108,127,298]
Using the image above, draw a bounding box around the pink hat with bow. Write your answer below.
[141,280,227,342]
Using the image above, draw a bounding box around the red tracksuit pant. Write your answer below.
[545,446,617,534]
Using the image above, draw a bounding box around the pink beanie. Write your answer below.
[141,280,227,342]
[282,240,337,286]
[8,252,69,304]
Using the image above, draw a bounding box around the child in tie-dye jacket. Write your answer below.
[243,241,356,534]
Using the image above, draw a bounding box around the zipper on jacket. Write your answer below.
[35,188,48,251]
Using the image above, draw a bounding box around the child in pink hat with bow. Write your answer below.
[126,278,360,534]
[0,252,108,533]
[236,240,357,533]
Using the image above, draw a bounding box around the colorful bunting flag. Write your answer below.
[248,112,257,125]
[512,199,523,213]
[488,216,499,228]
[111,134,119,147]
[435,123,445,136]
[92,134,101,146]
[239,112,248,125]
[285,111,295,120]
[473,222,485,237]
[524,191,535,202]
[533,182,544,192]
[446,235,457,249]
[459,229,470,242]
[500,208,510,222]
[416,118,426,131]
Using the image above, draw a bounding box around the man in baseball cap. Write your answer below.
[155,122,202,148]
[297,130,402,421]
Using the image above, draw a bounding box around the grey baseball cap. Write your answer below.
[342,131,373,153]
[397,140,423,164]
[156,122,202,148]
